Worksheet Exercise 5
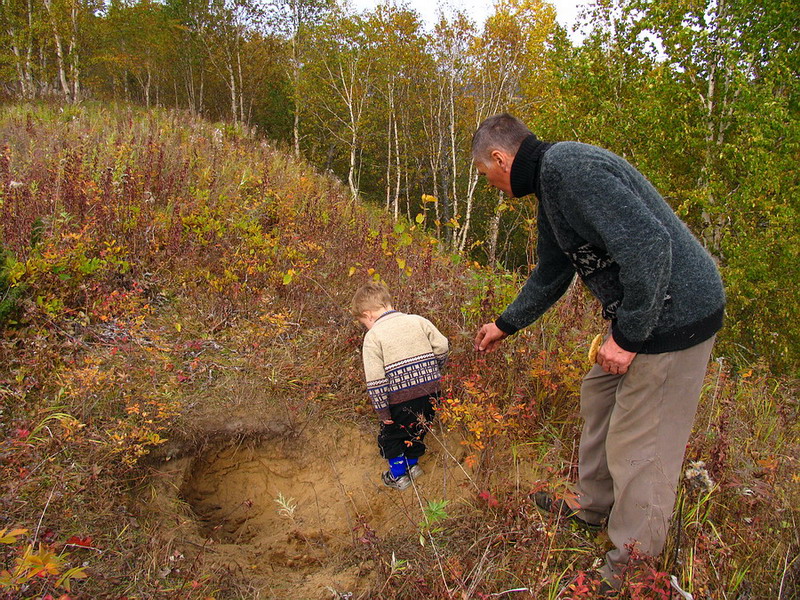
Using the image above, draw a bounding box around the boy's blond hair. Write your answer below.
[351,281,393,317]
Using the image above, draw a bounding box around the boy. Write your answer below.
[352,282,449,490]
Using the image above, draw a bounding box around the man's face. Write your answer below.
[475,150,514,196]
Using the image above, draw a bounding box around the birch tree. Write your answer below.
[464,0,557,259]
[367,4,428,221]
[268,0,333,157]
[0,0,39,97]
[429,11,474,246]
[41,0,89,102]
[303,11,374,199]
[163,0,212,114]
[104,0,174,107]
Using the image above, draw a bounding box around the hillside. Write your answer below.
[0,104,797,599]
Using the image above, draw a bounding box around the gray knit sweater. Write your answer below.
[496,136,725,354]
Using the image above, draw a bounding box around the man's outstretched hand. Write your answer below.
[474,322,508,352]
[597,334,637,374]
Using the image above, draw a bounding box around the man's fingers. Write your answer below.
[600,359,630,375]
[475,323,508,352]
[597,335,636,374]
[474,327,487,350]
[475,324,495,351]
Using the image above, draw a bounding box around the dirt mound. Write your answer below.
[147,420,475,598]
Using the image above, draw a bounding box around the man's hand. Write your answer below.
[597,334,637,374]
[474,322,508,352]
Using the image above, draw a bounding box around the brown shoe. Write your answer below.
[531,491,604,531]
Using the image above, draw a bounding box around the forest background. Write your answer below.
[1,0,797,373]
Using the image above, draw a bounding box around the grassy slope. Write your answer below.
[0,103,797,599]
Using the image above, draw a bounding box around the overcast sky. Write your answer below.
[347,0,591,40]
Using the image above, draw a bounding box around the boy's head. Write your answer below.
[351,282,393,329]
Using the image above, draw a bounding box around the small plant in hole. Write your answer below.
[418,499,449,546]
[274,492,298,521]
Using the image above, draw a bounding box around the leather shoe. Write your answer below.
[531,491,604,531]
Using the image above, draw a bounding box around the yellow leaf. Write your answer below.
[8,261,25,284]
[396,258,406,270]
[0,528,27,545]
[348,266,356,277]
[174,322,182,332]
[56,565,88,591]
[22,543,62,577]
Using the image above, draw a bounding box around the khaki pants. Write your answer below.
[575,336,715,585]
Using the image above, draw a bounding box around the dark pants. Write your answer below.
[377,395,437,461]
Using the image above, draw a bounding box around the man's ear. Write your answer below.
[491,149,511,171]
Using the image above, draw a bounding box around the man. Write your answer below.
[472,114,725,593]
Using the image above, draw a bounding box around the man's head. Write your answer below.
[471,113,533,197]
[351,281,393,329]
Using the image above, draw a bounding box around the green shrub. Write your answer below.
[0,243,25,325]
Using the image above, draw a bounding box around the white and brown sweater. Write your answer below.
[361,311,449,421]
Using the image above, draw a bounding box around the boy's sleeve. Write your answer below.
[362,334,392,421]
[420,317,449,369]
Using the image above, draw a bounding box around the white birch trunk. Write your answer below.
[228,56,238,123]
[68,0,79,102]
[448,72,458,230]
[43,0,71,103]
[458,168,479,253]
[237,43,245,123]
[385,84,393,212]
[486,192,505,265]
[393,110,401,222]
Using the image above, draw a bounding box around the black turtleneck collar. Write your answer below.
[510,134,553,199]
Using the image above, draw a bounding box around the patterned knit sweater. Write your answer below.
[361,311,449,420]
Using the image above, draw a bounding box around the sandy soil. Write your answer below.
[146,420,476,599]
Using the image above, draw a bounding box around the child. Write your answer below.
[352,282,449,490]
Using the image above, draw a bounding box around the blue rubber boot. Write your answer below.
[388,456,408,478]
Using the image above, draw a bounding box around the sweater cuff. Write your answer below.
[495,316,519,336]
[611,322,644,353]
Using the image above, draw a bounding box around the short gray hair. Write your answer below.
[471,113,532,164]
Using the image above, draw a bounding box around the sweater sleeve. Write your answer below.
[497,207,576,335]
[361,334,391,420]
[564,165,672,351]
[419,317,449,369]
